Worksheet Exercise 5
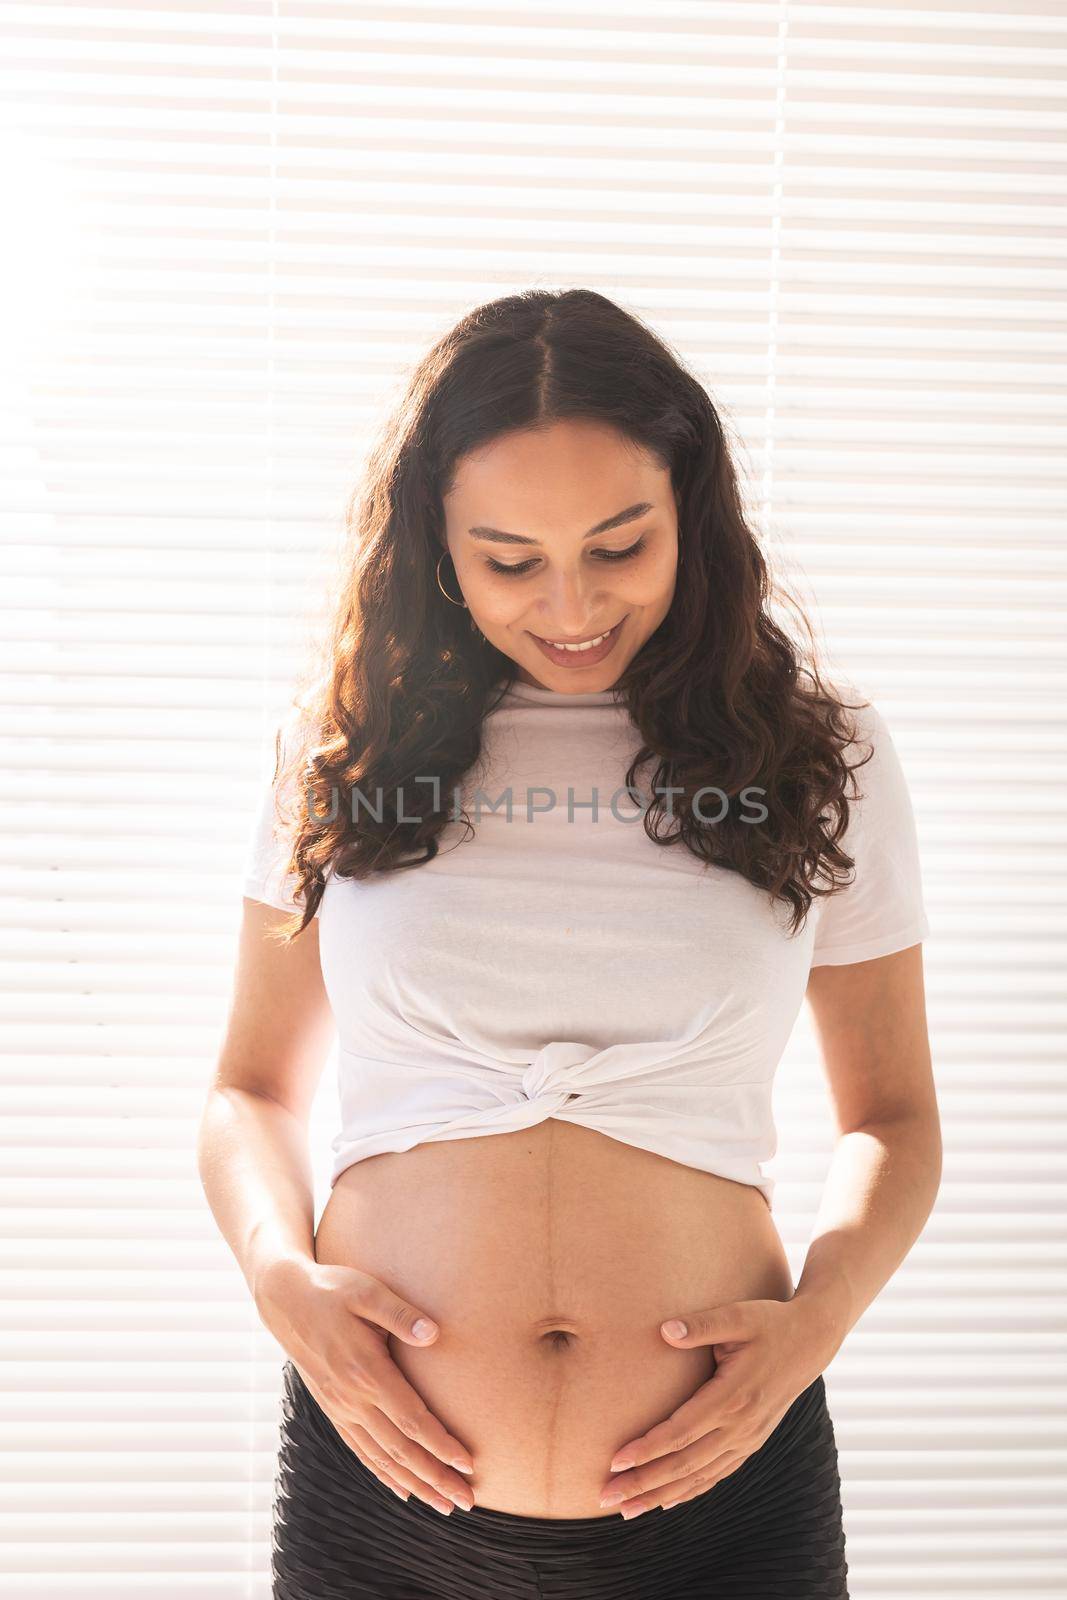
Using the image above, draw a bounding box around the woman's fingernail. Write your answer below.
[662,1320,687,1338]
[452,1458,474,1474]
[412,1318,437,1339]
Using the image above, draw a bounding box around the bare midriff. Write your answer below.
[313,1117,794,1519]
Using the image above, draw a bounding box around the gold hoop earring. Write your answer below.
[436,550,468,608]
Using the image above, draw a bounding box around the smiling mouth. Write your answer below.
[531,620,624,652]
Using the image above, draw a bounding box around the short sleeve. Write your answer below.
[810,699,930,967]
[241,715,320,917]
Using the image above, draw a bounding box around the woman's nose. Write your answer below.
[535,568,606,630]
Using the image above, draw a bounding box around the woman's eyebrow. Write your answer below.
[467,501,654,547]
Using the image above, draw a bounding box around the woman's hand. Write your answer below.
[598,1296,840,1518]
[255,1256,477,1516]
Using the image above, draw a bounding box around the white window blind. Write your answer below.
[2,2,1064,1596]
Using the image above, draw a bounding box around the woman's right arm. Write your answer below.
[197,898,333,1299]
[196,897,477,1514]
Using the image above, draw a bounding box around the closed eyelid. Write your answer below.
[484,535,648,576]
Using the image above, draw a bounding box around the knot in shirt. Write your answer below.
[520,1042,592,1104]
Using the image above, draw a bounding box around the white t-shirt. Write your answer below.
[242,678,930,1210]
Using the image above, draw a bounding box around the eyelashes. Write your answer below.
[485,537,647,578]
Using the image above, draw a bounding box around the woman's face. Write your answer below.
[441,421,680,691]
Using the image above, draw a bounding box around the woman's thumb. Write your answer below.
[344,1268,439,1344]
[390,1299,439,1345]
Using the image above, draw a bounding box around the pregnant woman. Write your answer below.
[199,289,940,1600]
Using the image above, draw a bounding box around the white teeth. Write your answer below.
[543,625,614,652]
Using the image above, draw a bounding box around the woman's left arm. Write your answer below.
[790,939,942,1353]
[598,942,941,1516]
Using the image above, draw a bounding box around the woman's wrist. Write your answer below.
[248,1228,317,1309]
[252,1252,321,1334]
[789,1274,853,1366]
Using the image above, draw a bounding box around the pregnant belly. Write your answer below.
[313,1118,794,1519]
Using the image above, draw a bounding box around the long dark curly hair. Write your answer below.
[266,288,872,943]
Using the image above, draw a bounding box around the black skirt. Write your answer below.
[271,1357,849,1600]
